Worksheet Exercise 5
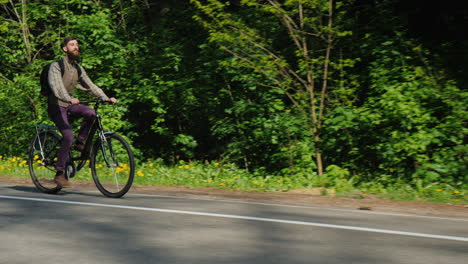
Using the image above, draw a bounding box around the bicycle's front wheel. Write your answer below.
[91,133,135,198]
[28,131,62,194]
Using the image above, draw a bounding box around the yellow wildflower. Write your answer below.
[185,165,191,169]
[453,190,461,194]
[137,171,144,177]
[214,162,220,167]
[436,189,443,192]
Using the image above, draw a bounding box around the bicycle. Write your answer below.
[27,99,135,198]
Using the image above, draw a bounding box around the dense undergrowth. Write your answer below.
[1,156,466,204]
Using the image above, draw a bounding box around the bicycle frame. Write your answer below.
[72,100,115,171]
[32,100,115,172]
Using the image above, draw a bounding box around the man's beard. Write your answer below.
[67,50,80,61]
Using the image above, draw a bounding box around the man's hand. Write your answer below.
[107,97,117,104]
[69,98,80,105]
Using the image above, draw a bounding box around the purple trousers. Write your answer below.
[47,104,96,172]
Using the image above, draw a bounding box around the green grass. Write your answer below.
[1,155,467,204]
[132,159,303,192]
[0,156,30,179]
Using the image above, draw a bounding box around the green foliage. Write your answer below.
[325,35,468,188]
[190,0,360,176]
[370,44,467,183]
[0,0,467,197]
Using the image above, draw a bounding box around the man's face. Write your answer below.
[63,40,80,61]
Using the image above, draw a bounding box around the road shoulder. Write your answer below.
[1,175,467,218]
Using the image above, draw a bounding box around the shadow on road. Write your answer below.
[6,185,42,194]
[5,185,102,198]
[1,185,466,264]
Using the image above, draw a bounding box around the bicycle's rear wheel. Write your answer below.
[28,131,62,194]
[91,133,135,198]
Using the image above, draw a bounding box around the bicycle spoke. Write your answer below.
[91,133,134,198]
[28,131,62,193]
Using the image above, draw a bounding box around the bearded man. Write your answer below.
[47,36,117,187]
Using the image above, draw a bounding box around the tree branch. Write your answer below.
[0,73,13,83]
[267,0,300,31]
[220,45,307,116]
[228,25,309,88]
[318,0,334,129]
[266,0,303,51]
[8,0,32,63]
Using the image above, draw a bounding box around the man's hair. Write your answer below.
[61,36,78,49]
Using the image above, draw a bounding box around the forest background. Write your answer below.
[1,0,467,201]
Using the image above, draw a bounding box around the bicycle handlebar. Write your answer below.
[79,99,114,105]
[78,99,115,111]
[79,99,116,107]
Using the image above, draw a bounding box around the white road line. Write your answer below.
[1,184,467,222]
[124,192,468,222]
[1,194,467,243]
[55,188,468,222]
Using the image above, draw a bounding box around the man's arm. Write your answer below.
[48,62,73,103]
[77,66,109,101]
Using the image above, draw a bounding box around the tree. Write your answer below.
[191,0,350,175]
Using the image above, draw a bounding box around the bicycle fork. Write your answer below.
[98,130,118,168]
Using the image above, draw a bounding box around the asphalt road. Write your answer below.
[0,185,467,264]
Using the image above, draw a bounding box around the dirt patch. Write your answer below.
[1,176,467,218]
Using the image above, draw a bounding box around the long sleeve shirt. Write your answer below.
[48,56,109,107]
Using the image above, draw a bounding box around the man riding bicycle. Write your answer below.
[47,36,116,188]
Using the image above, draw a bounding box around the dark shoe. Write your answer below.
[54,172,71,188]
[74,141,85,152]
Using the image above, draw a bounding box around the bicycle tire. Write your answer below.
[90,133,135,198]
[28,131,62,194]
